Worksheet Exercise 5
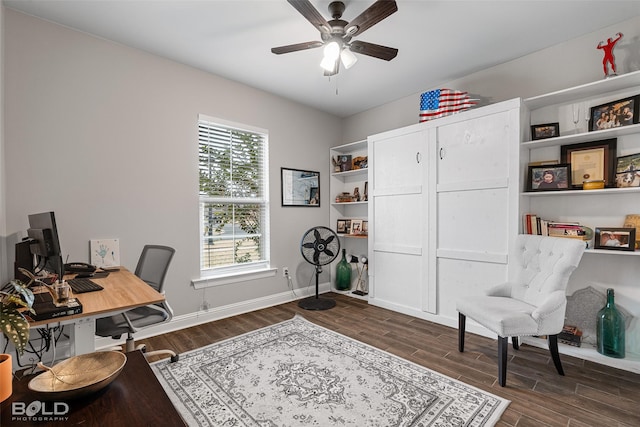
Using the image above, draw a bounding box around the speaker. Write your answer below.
[14,240,33,282]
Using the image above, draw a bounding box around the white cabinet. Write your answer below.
[367,99,521,319]
[329,141,368,295]
[521,70,640,372]
[368,126,431,313]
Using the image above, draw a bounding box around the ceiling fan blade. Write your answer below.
[350,40,398,61]
[271,41,323,55]
[287,0,331,34]
[345,0,397,37]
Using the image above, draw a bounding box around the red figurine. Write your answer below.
[597,32,623,77]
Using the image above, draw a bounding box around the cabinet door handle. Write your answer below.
[439,147,445,160]
[416,152,421,163]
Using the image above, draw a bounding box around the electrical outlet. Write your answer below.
[283,267,289,277]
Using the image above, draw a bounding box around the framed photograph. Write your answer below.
[615,152,640,188]
[281,168,320,207]
[527,164,571,191]
[560,138,617,188]
[531,123,560,140]
[336,219,351,235]
[352,156,368,170]
[350,219,364,235]
[594,227,636,251]
[362,220,368,235]
[363,181,369,201]
[589,95,639,131]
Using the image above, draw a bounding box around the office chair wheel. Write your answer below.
[170,354,180,363]
[137,344,147,353]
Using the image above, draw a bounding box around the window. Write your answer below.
[198,115,269,277]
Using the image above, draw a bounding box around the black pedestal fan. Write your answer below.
[298,226,340,310]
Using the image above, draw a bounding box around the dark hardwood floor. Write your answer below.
[140,293,640,427]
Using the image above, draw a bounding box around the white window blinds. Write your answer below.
[198,115,269,274]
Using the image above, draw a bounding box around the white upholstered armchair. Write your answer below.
[456,234,585,387]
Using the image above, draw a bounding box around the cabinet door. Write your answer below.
[435,105,519,321]
[369,127,433,313]
[436,110,511,188]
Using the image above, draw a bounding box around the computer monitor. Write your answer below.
[27,211,64,279]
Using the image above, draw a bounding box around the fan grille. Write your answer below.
[300,226,340,266]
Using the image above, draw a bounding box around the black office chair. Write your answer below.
[96,245,179,362]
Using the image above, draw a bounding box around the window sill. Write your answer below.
[192,267,277,289]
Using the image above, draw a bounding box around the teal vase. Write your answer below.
[596,288,625,358]
[335,249,352,291]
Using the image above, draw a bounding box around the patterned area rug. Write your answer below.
[151,315,509,426]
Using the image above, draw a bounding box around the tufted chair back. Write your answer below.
[510,234,585,307]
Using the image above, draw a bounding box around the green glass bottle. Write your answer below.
[596,288,625,358]
[335,249,352,291]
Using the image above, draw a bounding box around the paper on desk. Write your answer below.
[90,239,120,268]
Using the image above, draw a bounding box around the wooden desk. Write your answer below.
[1,350,187,426]
[28,269,164,355]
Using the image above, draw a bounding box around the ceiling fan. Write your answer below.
[271,0,398,76]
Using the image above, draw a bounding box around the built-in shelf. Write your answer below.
[584,248,640,256]
[331,168,368,178]
[524,70,640,110]
[337,234,368,239]
[521,123,640,148]
[331,201,368,206]
[522,186,640,197]
[522,336,640,373]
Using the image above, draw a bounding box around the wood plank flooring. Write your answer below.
[140,293,640,427]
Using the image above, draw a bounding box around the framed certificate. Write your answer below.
[561,139,617,188]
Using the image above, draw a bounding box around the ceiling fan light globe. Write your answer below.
[341,48,357,69]
[320,55,337,72]
[323,41,341,60]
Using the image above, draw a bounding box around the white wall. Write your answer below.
[342,16,640,143]
[2,8,342,316]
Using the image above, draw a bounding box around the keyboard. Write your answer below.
[68,278,104,294]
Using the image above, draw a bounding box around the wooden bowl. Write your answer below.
[28,351,126,400]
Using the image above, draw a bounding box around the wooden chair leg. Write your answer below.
[548,334,564,376]
[458,313,466,352]
[512,336,519,350]
[498,336,508,387]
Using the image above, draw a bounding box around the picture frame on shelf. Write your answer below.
[615,152,640,188]
[350,219,364,235]
[594,227,636,251]
[588,95,639,131]
[363,181,368,201]
[336,219,351,235]
[337,155,352,172]
[531,122,560,140]
[362,220,368,235]
[560,138,617,188]
[352,156,368,170]
[527,164,571,191]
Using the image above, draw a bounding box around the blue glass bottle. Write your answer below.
[596,288,625,358]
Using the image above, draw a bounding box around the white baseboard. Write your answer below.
[95,283,331,350]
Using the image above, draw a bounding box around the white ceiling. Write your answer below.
[5,0,640,117]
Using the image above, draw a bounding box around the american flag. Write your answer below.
[419,89,476,122]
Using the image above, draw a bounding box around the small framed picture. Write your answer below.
[531,123,560,140]
[589,95,639,131]
[527,164,571,191]
[561,138,617,188]
[594,227,636,251]
[350,219,363,235]
[615,152,640,188]
[336,219,351,235]
[362,220,368,235]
